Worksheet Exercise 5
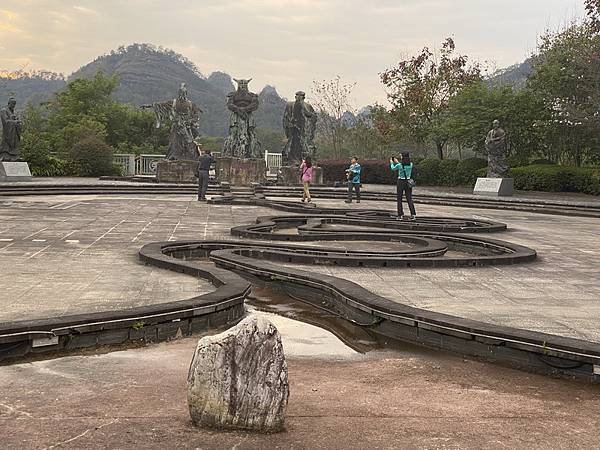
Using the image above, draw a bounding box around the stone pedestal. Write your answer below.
[474,177,514,197]
[215,157,266,186]
[0,162,32,182]
[156,160,198,183]
[277,165,323,186]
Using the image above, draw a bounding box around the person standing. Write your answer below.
[345,156,361,204]
[390,152,416,220]
[197,148,214,201]
[300,156,313,203]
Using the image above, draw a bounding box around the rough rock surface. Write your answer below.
[187,315,289,432]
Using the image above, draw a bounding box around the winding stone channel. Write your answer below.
[1,194,599,384]
[139,198,599,382]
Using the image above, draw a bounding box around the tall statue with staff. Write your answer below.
[143,82,202,161]
[0,97,22,162]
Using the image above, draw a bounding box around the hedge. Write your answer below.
[319,157,487,187]
[510,165,600,195]
[318,158,599,195]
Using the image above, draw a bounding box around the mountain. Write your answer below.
[255,85,286,132]
[207,71,235,94]
[70,44,232,136]
[0,70,66,106]
[486,58,534,89]
[0,43,287,136]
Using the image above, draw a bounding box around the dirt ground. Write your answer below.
[1,335,599,450]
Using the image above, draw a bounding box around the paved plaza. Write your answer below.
[0,192,599,344]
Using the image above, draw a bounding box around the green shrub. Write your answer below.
[66,136,118,177]
[510,165,600,195]
[31,156,68,177]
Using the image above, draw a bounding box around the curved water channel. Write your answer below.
[240,276,421,359]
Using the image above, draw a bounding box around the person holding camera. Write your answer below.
[300,156,313,203]
[390,152,416,220]
[345,156,361,203]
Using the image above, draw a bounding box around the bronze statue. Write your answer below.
[282,91,317,164]
[0,97,22,162]
[143,83,202,161]
[223,78,261,158]
[485,119,509,178]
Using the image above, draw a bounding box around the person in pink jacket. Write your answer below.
[300,156,313,202]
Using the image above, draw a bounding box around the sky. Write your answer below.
[0,0,586,106]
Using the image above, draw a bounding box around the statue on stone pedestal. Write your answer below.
[485,119,509,178]
[0,97,22,162]
[143,83,202,161]
[223,78,261,158]
[282,91,317,165]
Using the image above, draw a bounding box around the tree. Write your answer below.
[311,76,356,159]
[380,38,481,159]
[256,128,285,153]
[18,70,166,175]
[446,82,547,164]
[586,0,600,31]
[527,19,600,166]
[344,106,391,159]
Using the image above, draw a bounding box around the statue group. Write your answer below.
[147,79,317,166]
[0,97,22,162]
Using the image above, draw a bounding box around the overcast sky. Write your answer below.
[0,0,586,106]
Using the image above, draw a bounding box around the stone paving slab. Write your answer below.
[0,193,599,346]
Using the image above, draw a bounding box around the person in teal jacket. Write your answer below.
[345,156,361,203]
[390,152,416,220]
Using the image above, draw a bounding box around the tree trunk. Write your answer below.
[436,142,444,160]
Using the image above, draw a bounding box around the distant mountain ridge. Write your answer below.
[1,44,536,136]
[486,58,534,88]
[0,43,287,136]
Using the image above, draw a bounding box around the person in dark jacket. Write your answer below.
[197,148,214,201]
[390,152,416,220]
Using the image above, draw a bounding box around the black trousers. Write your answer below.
[347,182,360,201]
[198,170,209,200]
[396,178,416,216]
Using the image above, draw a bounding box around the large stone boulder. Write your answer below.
[187,315,289,432]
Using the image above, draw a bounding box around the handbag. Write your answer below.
[401,164,416,188]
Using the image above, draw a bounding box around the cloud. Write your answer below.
[72,5,98,15]
[0,0,587,105]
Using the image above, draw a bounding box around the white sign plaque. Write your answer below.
[0,162,32,181]
[473,177,514,197]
